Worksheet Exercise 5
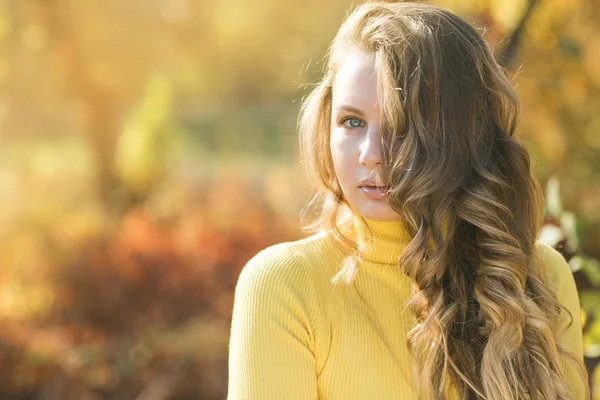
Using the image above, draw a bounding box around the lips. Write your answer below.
[358,185,389,199]
[357,178,389,190]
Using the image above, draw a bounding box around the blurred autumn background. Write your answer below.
[0,0,599,398]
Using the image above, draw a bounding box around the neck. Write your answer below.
[343,213,412,265]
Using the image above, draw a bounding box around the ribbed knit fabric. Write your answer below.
[227,214,587,399]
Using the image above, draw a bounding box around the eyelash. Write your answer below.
[340,116,366,129]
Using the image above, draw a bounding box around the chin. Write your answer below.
[354,201,401,222]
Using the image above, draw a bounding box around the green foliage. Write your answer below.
[114,75,179,198]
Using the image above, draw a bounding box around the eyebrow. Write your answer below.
[334,105,366,117]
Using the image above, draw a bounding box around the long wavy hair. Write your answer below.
[297,2,588,399]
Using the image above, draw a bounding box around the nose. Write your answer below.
[358,127,383,167]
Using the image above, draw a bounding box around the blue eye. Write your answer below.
[341,117,365,129]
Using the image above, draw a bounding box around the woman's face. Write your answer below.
[329,49,401,222]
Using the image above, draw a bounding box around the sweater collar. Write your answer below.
[346,213,412,265]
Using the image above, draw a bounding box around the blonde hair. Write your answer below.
[297,2,589,399]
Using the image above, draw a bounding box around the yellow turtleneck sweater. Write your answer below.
[227,215,587,399]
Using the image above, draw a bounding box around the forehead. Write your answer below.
[331,50,379,110]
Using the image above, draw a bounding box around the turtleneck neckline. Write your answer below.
[345,213,412,266]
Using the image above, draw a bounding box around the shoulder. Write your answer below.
[237,242,307,294]
[534,243,586,377]
[535,241,580,310]
[535,240,573,287]
[236,231,335,295]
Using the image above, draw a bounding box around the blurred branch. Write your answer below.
[496,0,538,69]
[38,0,131,212]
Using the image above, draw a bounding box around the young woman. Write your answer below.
[227,2,589,399]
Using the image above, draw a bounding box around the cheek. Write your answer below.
[330,129,356,158]
[329,135,344,167]
[329,131,356,183]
